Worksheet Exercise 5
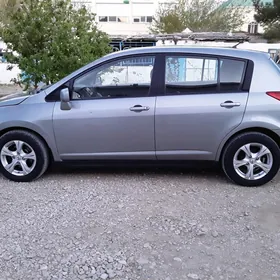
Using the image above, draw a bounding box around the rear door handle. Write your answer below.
[130,105,150,112]
[220,101,241,108]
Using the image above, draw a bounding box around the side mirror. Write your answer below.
[60,88,71,110]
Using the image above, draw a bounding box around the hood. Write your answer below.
[0,92,30,107]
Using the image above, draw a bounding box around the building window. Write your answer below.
[133,16,153,23]
[109,16,116,22]
[117,16,128,22]
[99,16,128,23]
[248,22,258,34]
[99,16,108,22]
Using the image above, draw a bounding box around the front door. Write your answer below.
[53,55,157,160]
[155,54,250,160]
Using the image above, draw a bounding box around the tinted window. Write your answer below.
[165,56,246,95]
[72,56,155,100]
[220,59,245,91]
[165,56,218,94]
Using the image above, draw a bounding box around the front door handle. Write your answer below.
[220,101,241,108]
[130,105,150,112]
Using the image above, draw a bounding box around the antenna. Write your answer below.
[232,41,243,48]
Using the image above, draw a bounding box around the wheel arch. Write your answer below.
[217,127,280,162]
[0,126,55,162]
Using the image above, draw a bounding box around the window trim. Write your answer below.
[68,54,159,101]
[44,52,254,102]
[162,53,251,96]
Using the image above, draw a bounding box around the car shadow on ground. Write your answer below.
[47,161,228,181]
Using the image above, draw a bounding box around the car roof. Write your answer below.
[101,45,269,61]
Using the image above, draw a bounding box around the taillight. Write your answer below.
[266,92,280,101]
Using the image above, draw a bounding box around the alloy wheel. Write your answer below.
[0,140,37,176]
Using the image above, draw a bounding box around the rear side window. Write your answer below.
[165,55,246,95]
[220,59,245,91]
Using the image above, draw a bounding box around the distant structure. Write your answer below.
[108,32,250,51]
[71,0,273,36]
[221,0,273,34]
[71,0,174,36]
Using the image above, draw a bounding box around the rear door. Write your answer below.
[155,54,251,160]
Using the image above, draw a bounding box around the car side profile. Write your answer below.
[1,46,280,186]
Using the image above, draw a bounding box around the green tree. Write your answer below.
[150,0,245,34]
[0,0,111,88]
[0,0,29,26]
[253,0,280,42]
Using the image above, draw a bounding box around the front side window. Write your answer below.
[165,55,245,95]
[72,56,155,100]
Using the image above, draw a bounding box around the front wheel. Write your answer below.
[222,132,280,187]
[0,130,50,182]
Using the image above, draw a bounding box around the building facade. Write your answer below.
[221,0,273,35]
[71,0,274,36]
[71,0,176,35]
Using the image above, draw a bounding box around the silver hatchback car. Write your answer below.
[1,46,280,186]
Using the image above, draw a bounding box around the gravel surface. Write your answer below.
[1,166,280,280]
[0,85,280,279]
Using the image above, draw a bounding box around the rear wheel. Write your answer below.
[0,130,49,182]
[222,132,280,187]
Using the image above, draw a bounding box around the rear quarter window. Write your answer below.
[220,59,246,92]
[269,57,280,73]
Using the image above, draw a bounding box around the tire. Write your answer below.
[0,130,50,182]
[222,132,280,187]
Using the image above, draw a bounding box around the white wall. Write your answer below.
[238,7,265,34]
[0,64,21,85]
[97,22,152,35]
[94,0,155,35]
